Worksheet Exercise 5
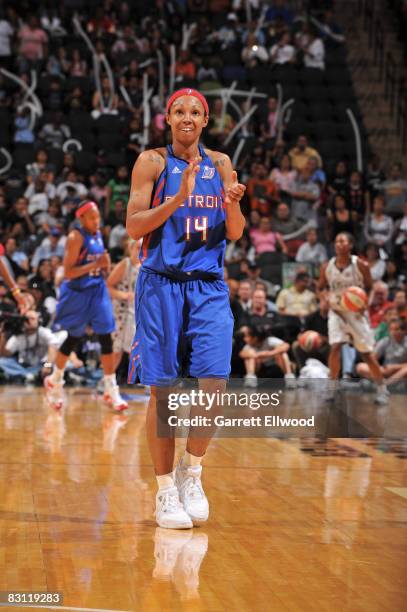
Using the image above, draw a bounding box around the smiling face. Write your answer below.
[166,96,208,145]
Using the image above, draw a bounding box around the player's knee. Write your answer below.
[98,333,113,354]
[59,334,79,356]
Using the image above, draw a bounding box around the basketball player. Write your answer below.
[126,88,246,528]
[0,244,30,312]
[318,232,388,404]
[44,200,128,411]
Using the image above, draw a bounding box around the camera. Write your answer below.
[0,310,28,334]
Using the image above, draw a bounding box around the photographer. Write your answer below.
[0,309,58,383]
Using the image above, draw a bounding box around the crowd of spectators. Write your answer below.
[0,0,406,387]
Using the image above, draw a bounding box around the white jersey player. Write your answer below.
[318,232,388,404]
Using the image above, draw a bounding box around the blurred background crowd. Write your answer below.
[0,0,406,387]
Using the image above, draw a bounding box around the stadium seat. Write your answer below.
[97,132,125,151]
[69,112,94,134]
[74,151,97,174]
[12,144,35,170]
[94,115,122,135]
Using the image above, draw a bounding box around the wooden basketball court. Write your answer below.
[1,385,406,612]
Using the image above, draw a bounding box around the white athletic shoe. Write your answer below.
[375,385,390,405]
[174,462,209,524]
[103,384,128,412]
[44,375,64,411]
[284,373,297,389]
[152,527,192,580]
[244,373,258,388]
[156,486,193,529]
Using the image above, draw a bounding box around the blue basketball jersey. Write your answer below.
[66,227,105,290]
[140,145,226,280]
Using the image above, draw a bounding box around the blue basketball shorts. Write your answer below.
[54,281,115,337]
[128,270,234,386]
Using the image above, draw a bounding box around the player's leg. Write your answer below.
[128,271,191,528]
[243,356,258,387]
[44,333,80,409]
[383,364,407,383]
[355,362,373,379]
[274,352,296,388]
[91,284,128,410]
[178,279,234,524]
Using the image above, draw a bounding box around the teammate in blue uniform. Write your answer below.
[44,200,128,411]
[126,88,246,529]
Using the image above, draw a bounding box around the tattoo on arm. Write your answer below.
[147,153,163,164]
[214,157,226,168]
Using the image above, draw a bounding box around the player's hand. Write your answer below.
[14,291,32,314]
[177,159,201,202]
[224,171,246,205]
[96,251,111,270]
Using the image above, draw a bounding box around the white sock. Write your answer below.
[51,367,64,383]
[182,450,203,468]
[285,372,295,379]
[156,473,174,490]
[104,373,116,390]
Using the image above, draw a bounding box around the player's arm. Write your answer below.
[126,150,199,240]
[106,259,130,301]
[0,256,30,313]
[317,262,328,291]
[357,257,373,292]
[211,152,246,241]
[63,230,109,280]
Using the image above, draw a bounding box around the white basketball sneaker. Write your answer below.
[103,384,128,412]
[173,532,208,600]
[375,384,390,405]
[156,486,193,529]
[174,462,209,524]
[44,375,64,411]
[244,373,258,388]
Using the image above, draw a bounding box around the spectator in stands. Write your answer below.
[348,170,367,220]
[295,227,327,265]
[0,309,57,383]
[208,98,235,141]
[4,237,29,272]
[270,32,296,65]
[239,325,295,388]
[69,48,88,77]
[379,163,407,218]
[246,163,279,215]
[238,286,277,331]
[272,201,309,258]
[366,154,386,199]
[0,11,13,70]
[307,156,326,190]
[26,149,55,184]
[289,166,320,222]
[260,96,280,140]
[394,201,407,246]
[368,281,393,328]
[92,77,119,119]
[6,197,35,240]
[17,15,48,72]
[56,171,88,202]
[249,216,287,256]
[394,288,407,322]
[365,243,386,282]
[31,229,65,272]
[356,319,407,384]
[230,279,252,327]
[327,160,348,199]
[239,261,277,297]
[300,24,325,70]
[14,107,34,144]
[105,166,130,216]
[269,154,297,196]
[175,49,197,82]
[327,194,355,241]
[276,271,318,318]
[289,135,322,172]
[364,195,394,250]
[39,112,71,149]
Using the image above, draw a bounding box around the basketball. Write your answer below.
[298,330,323,352]
[341,286,368,312]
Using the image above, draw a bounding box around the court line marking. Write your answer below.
[385,487,407,500]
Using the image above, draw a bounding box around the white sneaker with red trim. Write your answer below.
[44,375,64,411]
[103,384,128,412]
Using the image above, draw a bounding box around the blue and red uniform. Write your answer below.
[54,227,115,337]
[128,145,234,386]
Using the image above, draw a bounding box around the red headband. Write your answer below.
[166,88,209,116]
[76,201,98,218]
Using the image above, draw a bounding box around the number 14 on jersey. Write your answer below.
[185,216,208,241]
